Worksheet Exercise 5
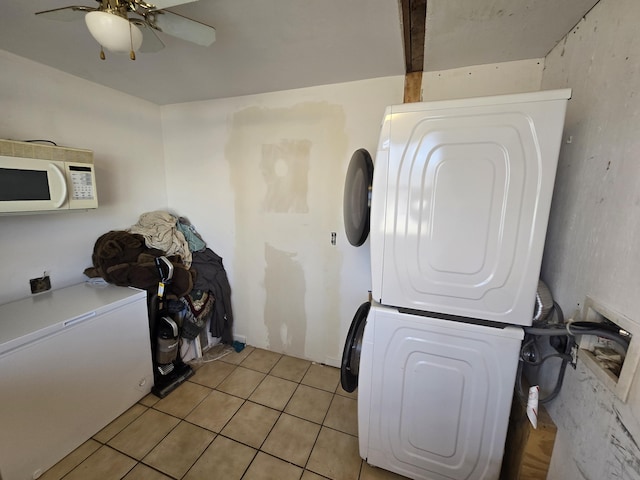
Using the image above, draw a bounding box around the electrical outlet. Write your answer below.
[30,275,51,294]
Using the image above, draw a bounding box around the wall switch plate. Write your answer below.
[30,275,51,294]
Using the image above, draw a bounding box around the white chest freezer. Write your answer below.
[0,283,153,480]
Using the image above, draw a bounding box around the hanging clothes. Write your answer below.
[191,248,234,344]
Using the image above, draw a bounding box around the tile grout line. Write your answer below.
[181,349,287,479]
[230,349,302,480]
[49,349,358,480]
[218,350,346,479]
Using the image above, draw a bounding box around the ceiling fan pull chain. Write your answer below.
[100,46,106,60]
[129,22,136,60]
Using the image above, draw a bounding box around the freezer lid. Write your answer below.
[0,282,145,355]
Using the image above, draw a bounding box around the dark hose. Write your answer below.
[524,325,630,349]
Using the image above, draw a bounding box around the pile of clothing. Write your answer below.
[84,211,234,344]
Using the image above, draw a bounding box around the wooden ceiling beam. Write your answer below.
[401,0,426,73]
[400,0,426,103]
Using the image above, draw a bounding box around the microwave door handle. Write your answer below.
[49,163,67,208]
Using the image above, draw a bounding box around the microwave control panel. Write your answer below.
[65,162,98,209]
[69,165,95,200]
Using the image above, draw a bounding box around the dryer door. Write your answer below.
[343,149,373,247]
[340,301,370,392]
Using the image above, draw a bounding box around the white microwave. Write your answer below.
[0,140,98,214]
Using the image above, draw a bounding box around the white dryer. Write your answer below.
[370,89,571,326]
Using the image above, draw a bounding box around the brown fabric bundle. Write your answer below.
[84,230,194,298]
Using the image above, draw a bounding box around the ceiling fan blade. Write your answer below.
[153,10,215,47]
[35,5,96,21]
[132,20,166,53]
[147,0,198,9]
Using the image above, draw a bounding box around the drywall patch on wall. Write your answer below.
[264,243,306,357]
[225,102,346,361]
[261,140,311,213]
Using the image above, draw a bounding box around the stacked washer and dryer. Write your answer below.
[341,89,571,480]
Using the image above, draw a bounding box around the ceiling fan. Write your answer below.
[35,0,216,60]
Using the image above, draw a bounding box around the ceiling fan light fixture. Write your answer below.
[85,10,143,53]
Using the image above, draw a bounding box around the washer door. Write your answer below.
[343,149,374,247]
[340,301,371,392]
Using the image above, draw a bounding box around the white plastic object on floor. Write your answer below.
[527,385,539,429]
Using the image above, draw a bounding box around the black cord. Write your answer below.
[523,352,572,367]
[517,302,573,405]
[540,358,570,404]
[516,352,572,405]
[23,139,58,146]
[525,325,630,350]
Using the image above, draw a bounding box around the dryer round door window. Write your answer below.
[340,301,370,393]
[343,148,373,247]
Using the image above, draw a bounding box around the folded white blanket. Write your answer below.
[129,210,192,267]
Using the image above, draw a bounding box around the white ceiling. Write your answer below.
[0,0,599,106]
[423,0,599,71]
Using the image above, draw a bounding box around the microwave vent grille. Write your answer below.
[0,139,93,164]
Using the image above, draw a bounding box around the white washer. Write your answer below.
[358,304,523,480]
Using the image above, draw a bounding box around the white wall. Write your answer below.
[161,61,544,366]
[0,50,167,305]
[422,58,544,101]
[537,0,640,478]
[0,45,544,367]
[161,77,405,365]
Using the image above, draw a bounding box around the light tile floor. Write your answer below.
[39,346,409,480]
